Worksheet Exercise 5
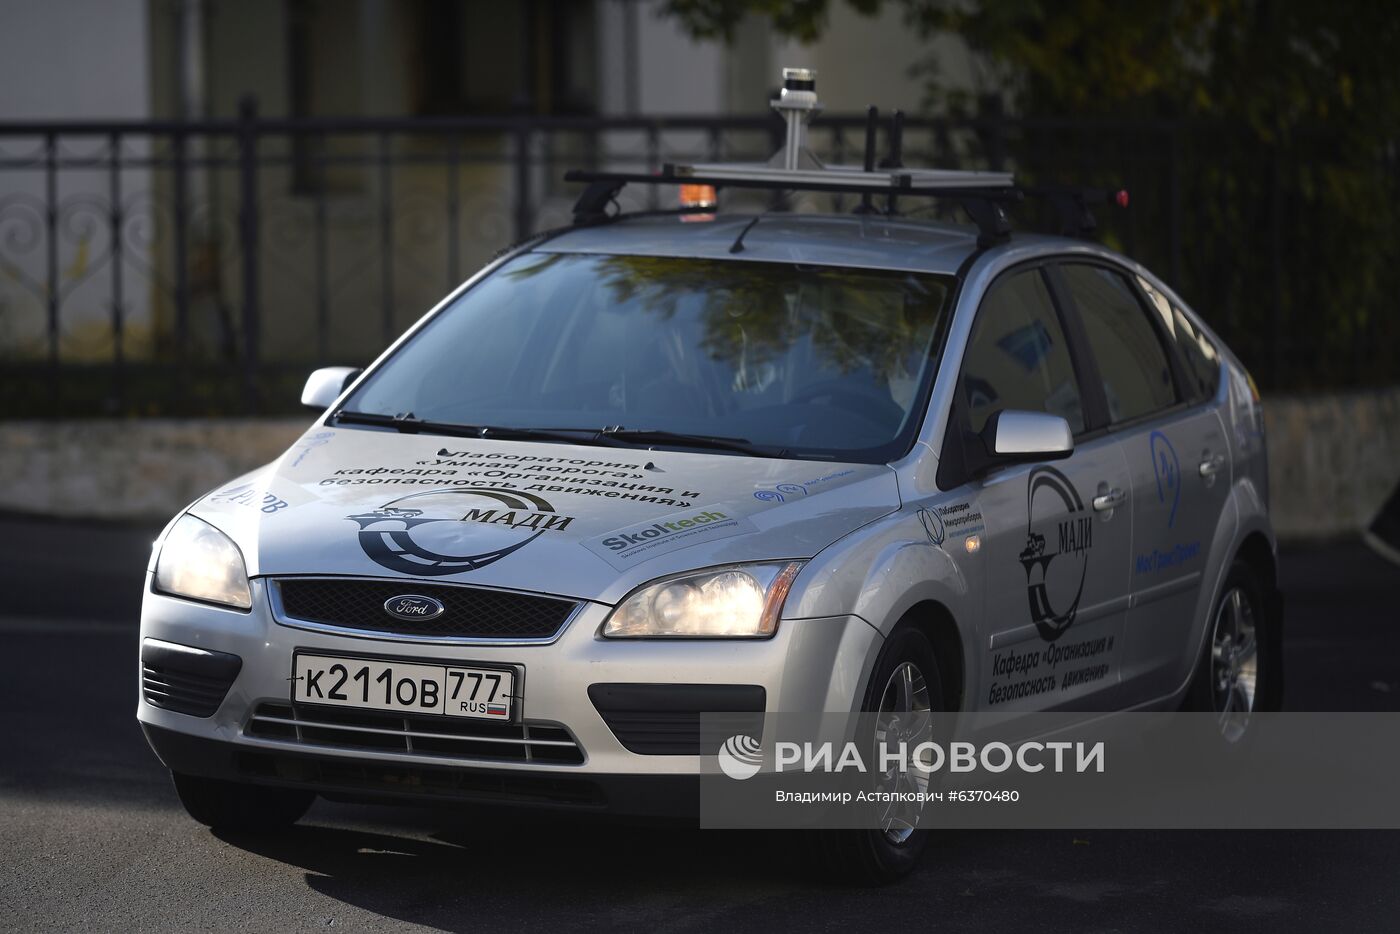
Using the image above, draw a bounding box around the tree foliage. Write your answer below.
[663,0,1398,131]
[660,0,1400,389]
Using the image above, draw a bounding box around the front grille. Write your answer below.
[245,703,585,765]
[274,578,578,640]
[141,639,242,718]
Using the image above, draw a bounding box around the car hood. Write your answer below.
[183,426,902,604]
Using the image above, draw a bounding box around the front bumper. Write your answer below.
[141,723,702,818]
[137,575,879,815]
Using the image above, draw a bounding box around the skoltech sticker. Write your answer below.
[347,487,574,576]
[1019,465,1094,642]
[582,504,757,570]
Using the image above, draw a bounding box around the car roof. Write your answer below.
[534,212,1079,276]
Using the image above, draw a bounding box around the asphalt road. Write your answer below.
[1,513,1398,932]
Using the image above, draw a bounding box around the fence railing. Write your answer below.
[0,102,1394,416]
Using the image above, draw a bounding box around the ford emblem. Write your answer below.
[383,594,445,621]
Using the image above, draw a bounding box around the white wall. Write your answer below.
[0,0,150,119]
[597,0,972,119]
[598,0,725,116]
[0,0,154,363]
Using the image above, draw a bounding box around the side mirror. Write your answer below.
[300,366,362,410]
[980,410,1074,465]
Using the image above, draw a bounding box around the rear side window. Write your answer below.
[1060,263,1177,423]
[960,269,1085,435]
[1136,275,1222,404]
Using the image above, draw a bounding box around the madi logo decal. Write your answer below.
[383,594,445,621]
[347,488,574,577]
[1019,465,1093,642]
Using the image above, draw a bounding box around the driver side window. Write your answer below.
[961,268,1085,435]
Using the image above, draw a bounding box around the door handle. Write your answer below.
[1092,488,1127,511]
[1198,453,1227,477]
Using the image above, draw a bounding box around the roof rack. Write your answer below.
[566,166,1019,247]
[566,67,1125,248]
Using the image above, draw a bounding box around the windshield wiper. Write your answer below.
[334,411,784,457]
[333,410,460,434]
[332,411,622,447]
[477,425,633,447]
[598,427,786,458]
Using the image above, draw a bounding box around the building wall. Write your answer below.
[4,390,1397,539]
[599,1,977,119]
[0,0,980,371]
[0,0,150,120]
[598,0,724,116]
[0,0,155,362]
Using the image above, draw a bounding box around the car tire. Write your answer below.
[817,624,944,885]
[1183,558,1277,744]
[171,771,314,832]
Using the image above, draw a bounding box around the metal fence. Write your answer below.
[1,101,1394,416]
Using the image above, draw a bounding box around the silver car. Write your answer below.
[137,97,1280,881]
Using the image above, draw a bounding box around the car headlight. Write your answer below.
[153,514,252,610]
[602,562,803,638]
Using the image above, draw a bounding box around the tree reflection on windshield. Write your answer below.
[515,253,945,383]
[348,252,951,463]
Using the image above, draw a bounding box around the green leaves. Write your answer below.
[659,0,1400,390]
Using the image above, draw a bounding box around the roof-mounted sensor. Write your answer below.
[565,66,1126,247]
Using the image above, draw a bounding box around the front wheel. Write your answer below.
[171,771,314,832]
[818,625,944,885]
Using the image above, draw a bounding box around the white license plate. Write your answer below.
[292,653,515,722]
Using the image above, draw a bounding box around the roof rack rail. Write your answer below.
[566,166,1020,247]
[566,67,1125,248]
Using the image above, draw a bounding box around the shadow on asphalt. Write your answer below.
[201,809,1364,930]
[216,817,810,903]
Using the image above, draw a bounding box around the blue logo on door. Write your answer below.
[1149,431,1180,528]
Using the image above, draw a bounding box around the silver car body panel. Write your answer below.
[177,430,903,606]
[537,214,979,276]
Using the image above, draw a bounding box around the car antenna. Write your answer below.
[853,105,880,215]
[729,215,762,253]
[880,110,905,215]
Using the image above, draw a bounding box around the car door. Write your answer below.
[1055,262,1233,703]
[943,264,1133,713]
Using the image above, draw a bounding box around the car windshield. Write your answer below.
[343,252,952,463]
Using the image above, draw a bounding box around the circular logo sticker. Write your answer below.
[1018,465,1093,642]
[347,487,570,577]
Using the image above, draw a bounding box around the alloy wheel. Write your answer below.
[873,661,934,843]
[1211,586,1259,743]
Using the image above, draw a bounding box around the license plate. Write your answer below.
[292,653,515,722]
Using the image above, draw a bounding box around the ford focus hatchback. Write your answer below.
[138,73,1280,882]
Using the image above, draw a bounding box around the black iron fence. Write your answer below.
[1,102,1395,416]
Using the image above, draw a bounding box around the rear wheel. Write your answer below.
[171,771,314,832]
[818,625,944,884]
[1184,559,1276,742]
